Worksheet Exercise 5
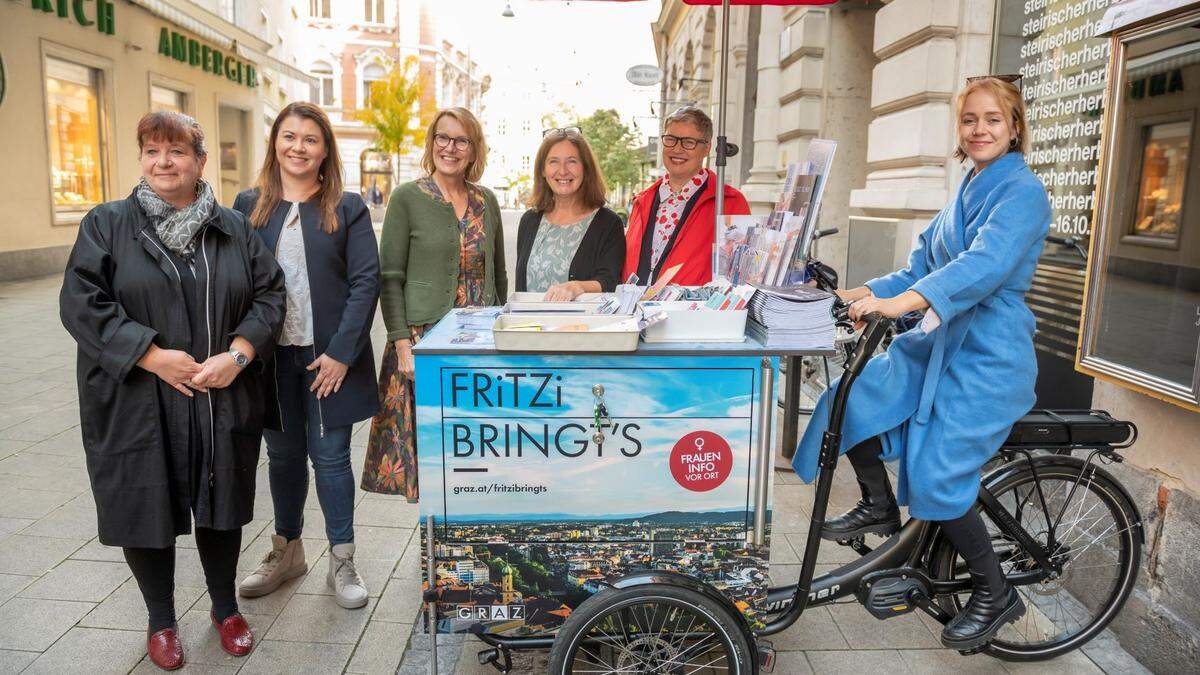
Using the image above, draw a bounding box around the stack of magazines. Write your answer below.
[746,284,835,350]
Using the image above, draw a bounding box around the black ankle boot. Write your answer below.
[941,551,1026,650]
[821,474,901,541]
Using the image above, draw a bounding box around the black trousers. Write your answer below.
[123,527,242,633]
[847,437,996,570]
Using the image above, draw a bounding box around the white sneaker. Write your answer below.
[328,543,369,609]
[238,534,307,597]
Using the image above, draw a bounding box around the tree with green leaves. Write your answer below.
[577,109,642,195]
[355,55,424,180]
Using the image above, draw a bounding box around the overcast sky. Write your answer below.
[429,0,664,140]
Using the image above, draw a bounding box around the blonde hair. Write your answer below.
[954,77,1029,161]
[530,130,607,214]
[420,107,488,183]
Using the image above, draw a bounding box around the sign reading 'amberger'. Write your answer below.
[157,27,258,88]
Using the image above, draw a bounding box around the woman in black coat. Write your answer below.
[232,102,380,610]
[514,128,625,299]
[59,111,285,670]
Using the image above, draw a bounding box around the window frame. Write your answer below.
[148,73,194,116]
[361,62,386,109]
[310,62,337,107]
[310,0,331,19]
[364,0,386,24]
[1078,7,1200,411]
[1120,110,1192,250]
[40,41,114,227]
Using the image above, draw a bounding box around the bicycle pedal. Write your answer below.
[855,568,932,620]
[477,647,512,673]
[757,639,776,673]
[834,535,865,547]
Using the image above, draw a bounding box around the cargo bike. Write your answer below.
[412,306,1143,674]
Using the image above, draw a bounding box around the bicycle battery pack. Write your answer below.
[1004,409,1134,447]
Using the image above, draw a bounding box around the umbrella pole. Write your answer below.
[713,0,731,280]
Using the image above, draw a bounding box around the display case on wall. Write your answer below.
[1080,1,1200,411]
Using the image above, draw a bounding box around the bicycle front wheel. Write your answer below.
[548,584,754,675]
[930,456,1141,661]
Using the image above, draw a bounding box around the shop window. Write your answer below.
[364,0,385,24]
[311,63,336,107]
[45,57,106,222]
[1129,119,1190,242]
[1080,14,1200,408]
[310,0,330,19]
[150,85,186,114]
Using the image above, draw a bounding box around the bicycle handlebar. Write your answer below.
[1045,234,1073,246]
[814,228,839,239]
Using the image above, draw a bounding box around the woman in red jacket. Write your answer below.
[624,106,750,285]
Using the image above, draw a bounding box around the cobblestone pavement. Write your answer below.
[0,275,1151,674]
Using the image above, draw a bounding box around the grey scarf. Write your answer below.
[136,177,216,256]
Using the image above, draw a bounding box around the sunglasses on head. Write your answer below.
[967,74,1022,85]
[543,126,582,138]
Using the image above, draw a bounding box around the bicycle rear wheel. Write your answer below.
[930,456,1141,661]
[548,584,753,675]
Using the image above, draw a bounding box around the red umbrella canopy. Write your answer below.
[533,1,838,5]
[682,1,837,4]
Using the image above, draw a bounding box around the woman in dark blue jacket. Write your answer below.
[232,102,380,610]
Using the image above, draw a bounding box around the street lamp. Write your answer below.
[501,2,515,18]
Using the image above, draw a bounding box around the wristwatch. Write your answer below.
[229,349,249,368]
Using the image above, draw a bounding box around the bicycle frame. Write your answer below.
[756,315,1060,636]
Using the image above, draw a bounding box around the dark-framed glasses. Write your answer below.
[660,134,708,151]
[433,133,471,151]
[967,73,1022,86]
[543,126,582,137]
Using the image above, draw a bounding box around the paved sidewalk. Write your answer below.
[0,275,1150,674]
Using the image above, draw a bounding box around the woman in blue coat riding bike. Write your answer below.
[793,76,1051,651]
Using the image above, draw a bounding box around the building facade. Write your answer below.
[652,1,1198,670]
[0,0,311,281]
[291,0,488,212]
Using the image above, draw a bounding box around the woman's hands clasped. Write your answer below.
[138,345,202,397]
[543,281,586,302]
[190,353,243,391]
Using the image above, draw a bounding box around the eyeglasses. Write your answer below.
[433,133,471,152]
[543,126,582,137]
[660,134,708,151]
[967,74,1022,85]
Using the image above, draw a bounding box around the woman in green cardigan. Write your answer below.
[362,107,507,500]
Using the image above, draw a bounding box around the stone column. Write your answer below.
[741,5,784,210]
[849,0,994,272]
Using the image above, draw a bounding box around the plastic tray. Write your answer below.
[493,314,640,352]
[505,292,607,314]
[641,302,749,343]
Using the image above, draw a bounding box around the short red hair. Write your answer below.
[136,111,207,158]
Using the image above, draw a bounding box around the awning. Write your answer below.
[1127,40,1200,80]
[236,44,318,89]
[126,0,316,88]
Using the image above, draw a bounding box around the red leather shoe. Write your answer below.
[210,611,253,656]
[146,627,183,670]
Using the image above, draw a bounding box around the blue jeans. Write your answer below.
[264,345,355,545]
